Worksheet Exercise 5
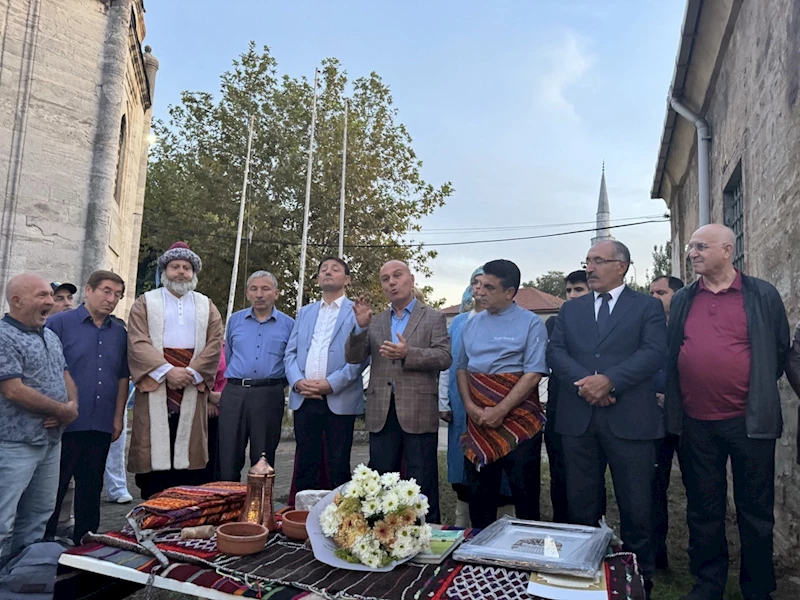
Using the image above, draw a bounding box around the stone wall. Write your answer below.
[0,0,152,317]
[666,0,800,554]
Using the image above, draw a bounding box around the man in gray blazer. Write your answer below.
[285,257,369,493]
[346,260,451,523]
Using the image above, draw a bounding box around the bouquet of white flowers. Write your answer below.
[318,464,432,568]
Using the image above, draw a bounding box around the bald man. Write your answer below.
[346,260,451,523]
[0,274,78,565]
[665,224,789,600]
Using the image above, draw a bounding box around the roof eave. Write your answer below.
[651,0,704,200]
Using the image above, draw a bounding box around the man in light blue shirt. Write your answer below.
[457,259,548,528]
[218,271,294,480]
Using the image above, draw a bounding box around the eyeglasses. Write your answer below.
[685,242,719,253]
[98,287,124,300]
[582,258,622,268]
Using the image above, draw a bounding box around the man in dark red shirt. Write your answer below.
[665,224,789,600]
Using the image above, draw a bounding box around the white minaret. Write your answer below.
[591,163,613,246]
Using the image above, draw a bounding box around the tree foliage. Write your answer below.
[139,44,452,315]
[522,271,565,298]
[649,242,672,281]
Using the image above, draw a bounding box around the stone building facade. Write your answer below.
[651,0,800,553]
[0,0,157,317]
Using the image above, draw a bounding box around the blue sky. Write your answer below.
[145,0,685,305]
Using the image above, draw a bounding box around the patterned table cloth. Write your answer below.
[60,526,645,600]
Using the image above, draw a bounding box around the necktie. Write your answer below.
[597,292,611,336]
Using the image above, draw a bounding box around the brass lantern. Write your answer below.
[240,453,277,531]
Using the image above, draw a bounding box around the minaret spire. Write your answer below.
[591,163,613,245]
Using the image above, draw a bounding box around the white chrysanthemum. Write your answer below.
[363,478,381,497]
[394,480,421,503]
[413,495,429,518]
[361,497,381,518]
[352,464,373,482]
[381,490,401,514]
[345,480,365,499]
[416,524,432,548]
[319,504,343,537]
[391,537,413,559]
[380,472,400,489]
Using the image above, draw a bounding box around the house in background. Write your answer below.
[651,0,800,553]
[440,286,564,326]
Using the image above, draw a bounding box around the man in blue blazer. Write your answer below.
[546,240,666,599]
[285,257,369,493]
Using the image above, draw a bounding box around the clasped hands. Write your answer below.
[44,398,79,429]
[574,374,616,407]
[166,367,197,390]
[466,402,508,429]
[295,379,333,399]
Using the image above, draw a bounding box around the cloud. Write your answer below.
[533,30,595,120]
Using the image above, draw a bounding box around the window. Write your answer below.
[723,163,745,272]
[113,115,128,205]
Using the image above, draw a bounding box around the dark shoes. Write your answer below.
[679,584,723,600]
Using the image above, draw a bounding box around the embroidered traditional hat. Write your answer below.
[157,241,202,273]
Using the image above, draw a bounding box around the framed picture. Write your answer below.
[453,516,612,578]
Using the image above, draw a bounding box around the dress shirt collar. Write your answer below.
[246,306,277,322]
[321,294,346,309]
[390,297,416,317]
[75,304,112,328]
[698,270,742,293]
[594,283,626,302]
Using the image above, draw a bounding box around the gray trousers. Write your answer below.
[218,383,285,481]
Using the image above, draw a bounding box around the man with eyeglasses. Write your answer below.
[665,224,789,600]
[547,240,666,600]
[44,270,129,546]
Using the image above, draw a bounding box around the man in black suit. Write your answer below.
[547,240,666,599]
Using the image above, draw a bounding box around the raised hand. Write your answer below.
[379,333,408,360]
[353,295,373,328]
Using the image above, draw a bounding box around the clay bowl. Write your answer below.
[216,522,268,555]
[281,510,309,540]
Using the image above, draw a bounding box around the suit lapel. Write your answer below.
[401,302,425,342]
[331,297,352,340]
[380,309,392,343]
[598,286,635,344]
[302,302,322,349]
[576,294,599,346]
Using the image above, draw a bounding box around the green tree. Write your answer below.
[140,44,453,315]
[648,242,672,282]
[522,271,565,298]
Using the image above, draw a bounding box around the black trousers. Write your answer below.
[368,399,440,524]
[562,407,657,579]
[293,399,356,493]
[465,434,542,529]
[218,383,285,481]
[653,433,680,561]
[544,429,569,523]
[45,430,111,545]
[681,416,776,599]
[135,413,207,500]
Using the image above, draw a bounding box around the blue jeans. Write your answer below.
[0,440,61,565]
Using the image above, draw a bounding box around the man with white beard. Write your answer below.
[126,242,223,499]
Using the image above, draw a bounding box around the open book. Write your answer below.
[412,529,465,564]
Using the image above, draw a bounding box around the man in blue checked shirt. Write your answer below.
[219,271,294,481]
[44,270,129,546]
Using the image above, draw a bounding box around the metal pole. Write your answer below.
[225,115,255,330]
[297,68,319,311]
[338,99,349,258]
